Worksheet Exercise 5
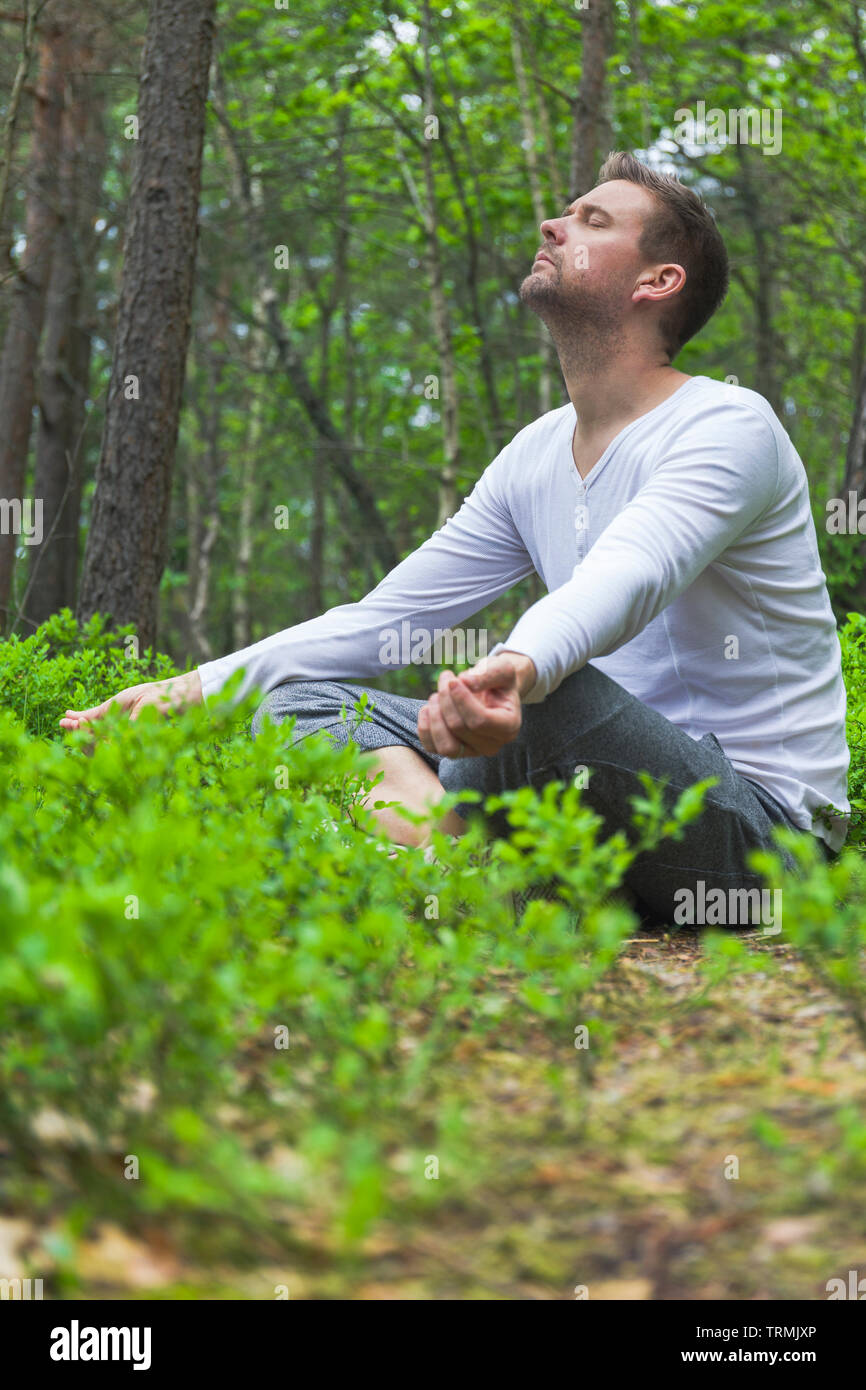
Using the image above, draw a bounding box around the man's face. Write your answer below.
[519,179,661,333]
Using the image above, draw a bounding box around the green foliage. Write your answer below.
[0,657,711,1271]
[752,829,866,1048]
[839,613,866,849]
[0,610,178,741]
[1,607,864,1287]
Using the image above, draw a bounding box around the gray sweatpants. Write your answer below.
[251,663,806,925]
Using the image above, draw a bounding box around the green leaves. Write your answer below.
[0,609,177,742]
[0,632,666,1259]
[5,607,866,1276]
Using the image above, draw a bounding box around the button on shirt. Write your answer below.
[197,376,850,852]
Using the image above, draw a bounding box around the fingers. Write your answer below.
[437,670,486,747]
[418,671,501,758]
[420,664,523,757]
[459,654,518,692]
[59,699,111,730]
[426,691,464,757]
[64,700,110,720]
[418,673,472,758]
[418,701,435,754]
[417,700,454,756]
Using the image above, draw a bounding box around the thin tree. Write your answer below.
[0,10,64,629]
[76,0,217,653]
[23,19,106,630]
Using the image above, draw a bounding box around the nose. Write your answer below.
[539,215,565,246]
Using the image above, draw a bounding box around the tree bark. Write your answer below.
[0,14,64,628]
[844,272,866,501]
[511,13,557,415]
[569,0,614,199]
[185,332,224,664]
[23,27,106,630]
[232,310,265,651]
[413,0,460,526]
[734,144,782,420]
[76,0,217,654]
[0,0,38,272]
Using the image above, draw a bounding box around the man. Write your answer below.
[61,152,850,923]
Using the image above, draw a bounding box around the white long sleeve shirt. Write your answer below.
[198,375,850,851]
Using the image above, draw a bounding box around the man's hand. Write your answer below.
[418,651,537,758]
[59,670,203,731]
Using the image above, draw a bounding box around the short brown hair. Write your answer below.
[597,151,729,359]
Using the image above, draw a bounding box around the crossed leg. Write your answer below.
[252,667,801,922]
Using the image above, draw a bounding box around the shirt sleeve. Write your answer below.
[197,450,536,707]
[490,403,782,704]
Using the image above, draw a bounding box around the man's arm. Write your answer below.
[60,450,534,728]
[481,405,781,704]
[192,452,534,709]
[417,404,781,758]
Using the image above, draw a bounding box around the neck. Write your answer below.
[548,325,690,439]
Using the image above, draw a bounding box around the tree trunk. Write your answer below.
[626,0,652,154]
[511,14,557,415]
[414,0,460,526]
[735,144,782,419]
[406,30,505,452]
[0,17,65,629]
[232,321,265,651]
[76,0,217,654]
[844,274,866,501]
[185,334,223,664]
[0,0,39,271]
[569,0,614,198]
[844,359,866,500]
[23,32,106,630]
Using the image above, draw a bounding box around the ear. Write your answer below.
[632,263,686,305]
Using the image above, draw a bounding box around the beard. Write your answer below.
[520,257,628,372]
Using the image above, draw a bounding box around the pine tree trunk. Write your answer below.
[418,0,459,526]
[0,18,65,629]
[24,33,106,630]
[186,337,223,664]
[569,0,614,199]
[76,0,217,654]
[231,322,265,651]
[511,16,557,416]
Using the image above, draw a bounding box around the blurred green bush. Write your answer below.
[0,611,863,1285]
[0,614,712,1273]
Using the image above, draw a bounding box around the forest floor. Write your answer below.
[48,929,865,1301]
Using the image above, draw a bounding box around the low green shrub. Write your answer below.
[839,612,866,849]
[0,608,177,740]
[0,656,707,1272]
[752,829,866,1048]
[2,608,862,1285]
